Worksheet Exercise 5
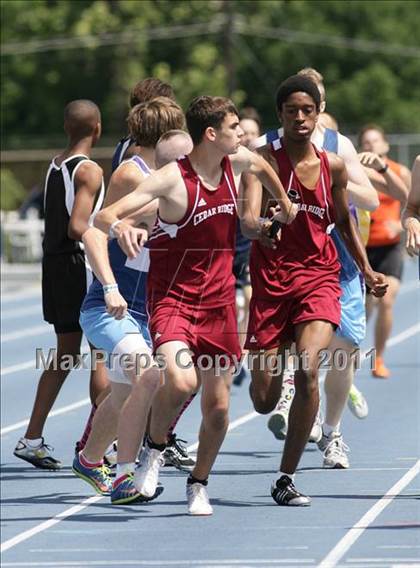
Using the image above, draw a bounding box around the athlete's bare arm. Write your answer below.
[82,227,128,319]
[230,145,297,224]
[358,152,409,204]
[338,134,379,211]
[240,172,280,249]
[329,153,388,297]
[402,155,420,256]
[68,162,103,240]
[104,161,158,231]
[239,172,263,239]
[94,162,185,258]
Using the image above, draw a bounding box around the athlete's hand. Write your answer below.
[364,270,388,298]
[405,217,420,256]
[272,202,299,225]
[105,289,128,319]
[259,215,280,249]
[358,152,387,172]
[116,224,148,259]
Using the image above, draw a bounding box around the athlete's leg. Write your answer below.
[191,366,232,480]
[89,354,110,403]
[374,275,400,360]
[76,344,111,453]
[116,366,161,464]
[81,387,128,463]
[280,320,333,474]
[24,331,82,439]
[249,344,291,414]
[149,341,200,445]
[324,334,355,428]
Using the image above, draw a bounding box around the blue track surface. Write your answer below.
[1,259,419,568]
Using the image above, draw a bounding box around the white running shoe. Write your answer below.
[103,440,118,467]
[318,432,350,469]
[14,437,62,470]
[308,408,323,443]
[347,384,369,419]
[186,482,213,516]
[267,370,295,440]
[134,443,164,498]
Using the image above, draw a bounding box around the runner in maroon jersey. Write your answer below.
[241,75,387,506]
[95,95,297,515]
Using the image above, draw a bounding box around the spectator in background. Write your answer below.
[233,107,261,386]
[358,125,410,378]
[402,155,420,260]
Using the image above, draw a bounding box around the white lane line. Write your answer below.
[0,409,262,553]
[1,360,34,376]
[386,323,420,348]
[1,324,50,343]
[0,495,102,553]
[360,322,420,361]
[0,561,316,566]
[318,460,420,568]
[1,398,90,436]
[1,287,40,302]
[378,546,420,549]
[347,559,420,563]
[1,346,89,377]
[1,305,41,319]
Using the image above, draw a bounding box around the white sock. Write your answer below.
[279,470,295,481]
[116,462,135,479]
[323,423,339,437]
[24,437,43,448]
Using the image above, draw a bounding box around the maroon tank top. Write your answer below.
[250,138,340,300]
[147,156,238,308]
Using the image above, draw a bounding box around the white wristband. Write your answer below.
[109,220,122,239]
[103,283,118,295]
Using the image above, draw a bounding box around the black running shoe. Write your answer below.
[271,475,311,506]
[164,434,195,471]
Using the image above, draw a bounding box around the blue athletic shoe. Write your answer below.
[111,473,143,505]
[72,453,112,495]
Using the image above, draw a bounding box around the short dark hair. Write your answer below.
[186,96,239,145]
[239,106,261,128]
[129,78,175,108]
[276,75,321,112]
[64,99,100,139]
[358,123,387,146]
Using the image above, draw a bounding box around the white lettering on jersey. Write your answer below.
[295,202,325,219]
[193,203,235,226]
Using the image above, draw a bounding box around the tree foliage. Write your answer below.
[2,0,420,149]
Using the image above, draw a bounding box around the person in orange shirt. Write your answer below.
[358,124,410,378]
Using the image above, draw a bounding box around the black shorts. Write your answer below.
[42,252,89,333]
[233,248,251,289]
[366,242,404,281]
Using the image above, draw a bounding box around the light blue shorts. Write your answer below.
[336,273,366,346]
[80,306,152,384]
